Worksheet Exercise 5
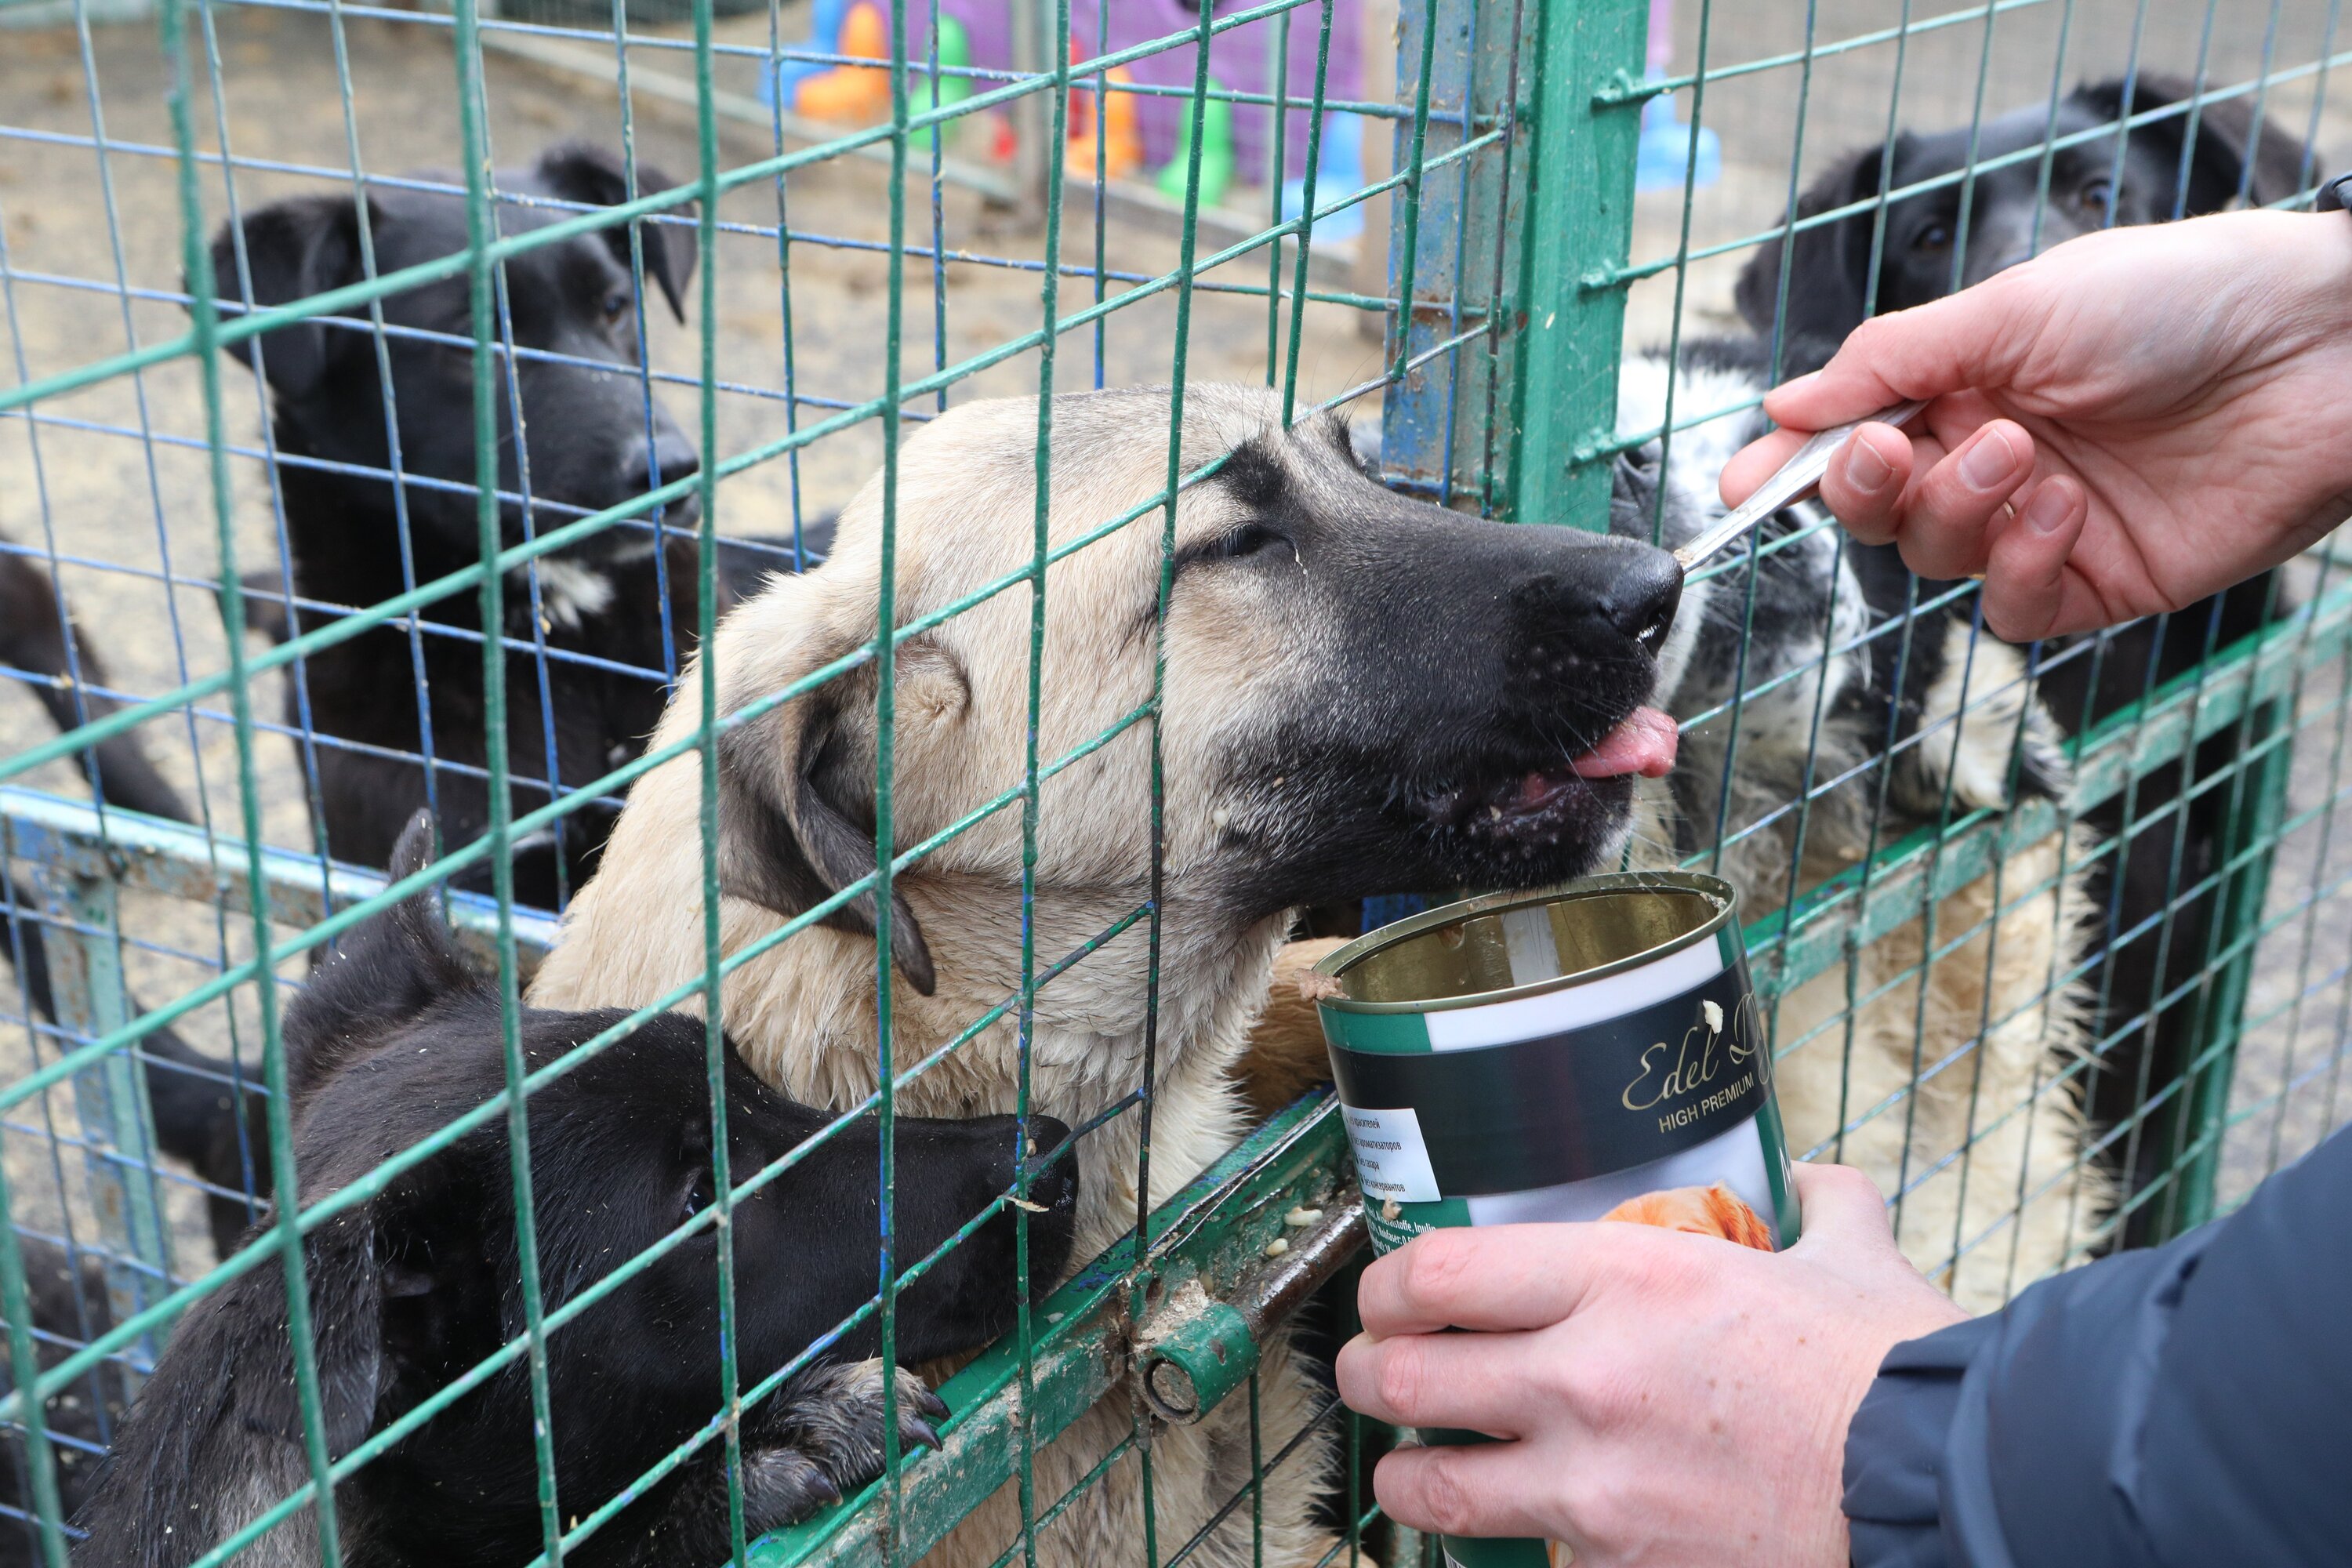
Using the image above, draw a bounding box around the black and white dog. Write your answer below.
[71,812,1075,1568]
[209,144,826,912]
[1616,336,2089,1308]
[1733,71,2309,345]
[1729,71,2319,1244]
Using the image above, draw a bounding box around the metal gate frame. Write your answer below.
[0,2,2313,1565]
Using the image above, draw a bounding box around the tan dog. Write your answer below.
[530,384,1686,1568]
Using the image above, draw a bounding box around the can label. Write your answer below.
[1322,929,1796,1254]
[1318,915,1797,1568]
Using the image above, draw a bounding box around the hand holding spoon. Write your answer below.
[1671,401,1928,570]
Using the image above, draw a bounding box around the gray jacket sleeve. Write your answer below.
[1842,1125,2352,1568]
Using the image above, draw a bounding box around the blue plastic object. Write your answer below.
[762,0,849,106]
[1359,893,1428,931]
[1279,111,1366,242]
[1635,80,1719,193]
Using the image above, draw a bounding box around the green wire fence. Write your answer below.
[1,1,2348,1566]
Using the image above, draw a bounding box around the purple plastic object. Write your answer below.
[897,0,1363,182]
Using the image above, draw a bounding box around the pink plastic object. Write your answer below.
[892,0,1364,182]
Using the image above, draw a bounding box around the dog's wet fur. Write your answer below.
[1730,74,2315,1243]
[71,813,1076,1568]
[209,145,827,909]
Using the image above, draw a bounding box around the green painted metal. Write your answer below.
[1376,0,1530,512]
[2152,695,2293,1240]
[2,4,2344,1566]
[744,1098,1350,1568]
[1502,0,1646,530]
[1140,1297,1257,1424]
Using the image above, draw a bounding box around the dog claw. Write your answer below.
[893,1375,948,1452]
[740,1445,842,1530]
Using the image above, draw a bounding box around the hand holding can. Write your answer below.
[1316,874,1798,1568]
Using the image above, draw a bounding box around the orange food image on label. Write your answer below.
[1599,1181,1773,1250]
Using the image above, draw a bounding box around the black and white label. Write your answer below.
[1341,1105,1440,1204]
[1329,963,1765,1199]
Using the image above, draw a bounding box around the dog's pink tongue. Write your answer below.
[1570,706,1679,780]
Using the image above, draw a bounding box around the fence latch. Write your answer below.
[1136,1196,1368,1425]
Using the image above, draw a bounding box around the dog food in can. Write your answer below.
[1313,873,1796,1568]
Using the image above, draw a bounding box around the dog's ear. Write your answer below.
[714,642,940,996]
[227,1207,394,1456]
[281,810,483,1110]
[206,193,383,401]
[2073,72,2314,214]
[1733,140,1896,347]
[533,142,699,324]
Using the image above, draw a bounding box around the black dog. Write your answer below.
[1733,74,2318,1241]
[1,544,187,827]
[1733,71,2309,346]
[2,539,272,1258]
[210,143,829,911]
[72,812,1076,1568]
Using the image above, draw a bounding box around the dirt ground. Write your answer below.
[1,0,2347,1303]
[0,2,1390,1282]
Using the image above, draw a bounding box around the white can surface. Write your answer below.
[1316,873,1795,1568]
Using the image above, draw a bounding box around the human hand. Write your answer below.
[1333,1163,1966,1568]
[1719,210,2352,641]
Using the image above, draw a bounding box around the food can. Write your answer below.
[1314,873,1797,1568]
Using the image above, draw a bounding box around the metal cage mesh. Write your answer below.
[0,2,2347,1566]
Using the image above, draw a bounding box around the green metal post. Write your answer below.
[1502,0,1648,532]
[2156,695,2292,1237]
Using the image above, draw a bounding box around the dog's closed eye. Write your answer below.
[1190,523,1293,566]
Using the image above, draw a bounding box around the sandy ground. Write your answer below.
[1,0,2347,1325]
[0,1,1386,1294]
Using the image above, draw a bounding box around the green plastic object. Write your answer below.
[1156,78,1233,209]
[927,16,971,111]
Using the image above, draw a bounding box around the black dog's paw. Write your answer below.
[742,1360,947,1530]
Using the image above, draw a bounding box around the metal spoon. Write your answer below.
[1671,400,1928,570]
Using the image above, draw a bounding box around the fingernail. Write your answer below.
[2021,482,2074,535]
[1959,430,2019,492]
[1842,435,1893,495]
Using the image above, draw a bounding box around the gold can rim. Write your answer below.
[1311,871,1740,1014]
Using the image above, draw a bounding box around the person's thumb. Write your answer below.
[1787,1160,1896,1253]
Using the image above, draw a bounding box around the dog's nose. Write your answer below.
[1023,1113,1078,1212]
[1598,543,1683,658]
[623,430,702,498]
